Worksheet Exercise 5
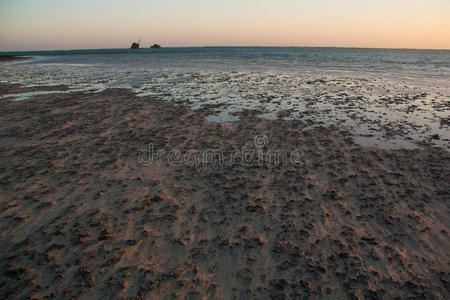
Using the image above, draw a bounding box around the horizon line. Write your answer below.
[1,45,450,53]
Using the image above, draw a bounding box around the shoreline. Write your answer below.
[0,84,449,298]
[0,55,32,62]
[1,68,448,151]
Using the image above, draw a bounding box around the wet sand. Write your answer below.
[0,84,449,298]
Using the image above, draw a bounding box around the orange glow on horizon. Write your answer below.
[0,0,449,51]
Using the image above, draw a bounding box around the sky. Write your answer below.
[0,0,449,51]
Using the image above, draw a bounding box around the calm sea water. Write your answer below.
[2,47,450,78]
[1,47,449,149]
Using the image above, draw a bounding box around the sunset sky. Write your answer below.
[0,0,449,51]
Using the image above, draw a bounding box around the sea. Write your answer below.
[1,47,449,149]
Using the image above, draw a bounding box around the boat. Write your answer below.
[130,38,141,49]
[150,44,161,49]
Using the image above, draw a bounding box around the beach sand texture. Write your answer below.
[0,84,449,299]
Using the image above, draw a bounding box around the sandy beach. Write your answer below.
[0,83,449,298]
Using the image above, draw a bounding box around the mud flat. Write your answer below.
[0,84,449,298]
